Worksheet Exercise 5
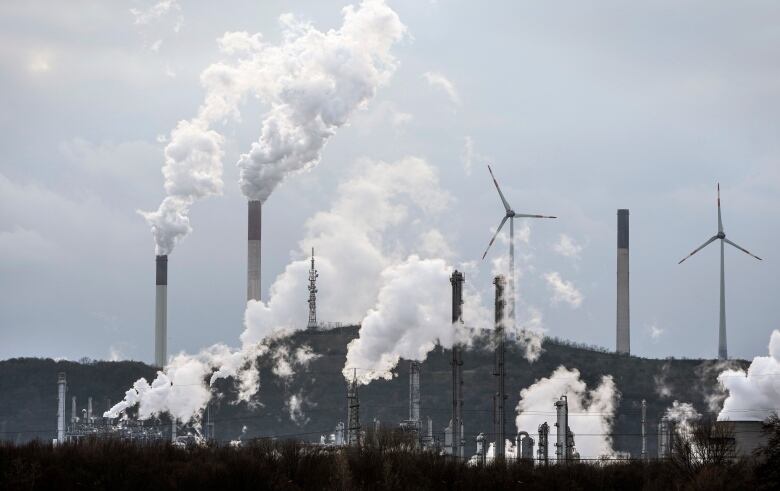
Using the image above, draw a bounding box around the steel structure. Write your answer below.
[450,270,465,458]
[678,184,762,359]
[307,248,318,329]
[347,369,361,446]
[616,209,630,354]
[537,422,549,465]
[481,165,556,339]
[155,254,168,367]
[493,275,507,458]
[247,200,262,302]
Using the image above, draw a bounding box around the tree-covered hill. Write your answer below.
[0,326,747,458]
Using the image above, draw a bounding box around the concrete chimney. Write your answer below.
[247,200,262,302]
[57,372,66,444]
[450,270,465,459]
[87,397,93,424]
[554,395,568,463]
[155,255,168,367]
[616,209,630,354]
[493,275,506,459]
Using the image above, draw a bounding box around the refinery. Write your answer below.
[2,0,779,488]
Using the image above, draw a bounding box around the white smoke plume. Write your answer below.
[717,329,780,421]
[286,392,310,426]
[664,400,701,435]
[232,0,407,202]
[514,366,619,460]
[105,344,262,422]
[243,156,451,345]
[342,255,456,384]
[140,0,405,254]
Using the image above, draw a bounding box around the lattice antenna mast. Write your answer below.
[307,247,318,329]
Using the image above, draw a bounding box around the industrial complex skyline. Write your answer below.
[1,0,778,365]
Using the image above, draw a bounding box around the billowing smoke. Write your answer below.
[232,0,407,202]
[243,156,451,344]
[140,0,405,254]
[717,329,780,421]
[139,84,229,255]
[664,400,701,434]
[105,343,263,422]
[514,366,619,460]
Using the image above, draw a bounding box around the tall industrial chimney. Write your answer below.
[155,254,168,367]
[450,270,465,459]
[409,361,421,423]
[554,395,569,463]
[616,209,630,354]
[641,399,647,460]
[247,200,262,302]
[57,372,66,444]
[493,275,506,459]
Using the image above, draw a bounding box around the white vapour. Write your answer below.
[242,156,451,345]
[105,344,263,422]
[664,400,701,435]
[515,366,619,460]
[140,0,405,254]
[717,329,780,421]
[232,0,407,202]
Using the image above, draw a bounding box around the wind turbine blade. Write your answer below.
[482,215,509,260]
[717,183,723,233]
[487,165,511,213]
[514,213,557,219]
[678,235,718,264]
[724,238,762,261]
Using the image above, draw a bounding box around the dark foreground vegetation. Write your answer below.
[2,420,779,491]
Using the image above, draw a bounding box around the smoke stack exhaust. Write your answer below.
[247,200,262,302]
[616,209,630,354]
[155,255,168,367]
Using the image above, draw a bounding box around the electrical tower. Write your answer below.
[307,248,318,329]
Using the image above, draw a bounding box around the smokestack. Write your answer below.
[155,255,168,368]
[493,275,506,459]
[409,361,420,423]
[57,373,66,444]
[554,395,568,463]
[87,397,93,424]
[641,399,647,460]
[616,209,630,354]
[450,270,465,459]
[247,200,262,302]
[71,396,77,425]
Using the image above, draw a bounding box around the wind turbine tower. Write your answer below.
[482,165,556,335]
[678,184,762,360]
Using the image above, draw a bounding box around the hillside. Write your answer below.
[0,327,747,458]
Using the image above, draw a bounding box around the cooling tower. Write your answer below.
[247,200,262,301]
[616,209,630,354]
[155,255,168,368]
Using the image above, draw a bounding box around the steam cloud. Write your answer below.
[232,0,407,202]
[140,0,405,254]
[717,329,780,421]
[514,366,619,460]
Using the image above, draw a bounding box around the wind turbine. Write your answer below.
[678,183,762,360]
[481,165,556,333]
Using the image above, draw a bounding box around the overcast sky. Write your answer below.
[1,0,778,364]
